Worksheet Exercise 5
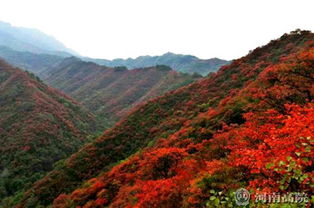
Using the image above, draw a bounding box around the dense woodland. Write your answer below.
[0,30,309,207]
[0,61,99,205]
[43,58,201,127]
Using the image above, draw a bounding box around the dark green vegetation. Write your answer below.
[43,57,201,127]
[85,52,229,76]
[15,30,314,207]
[0,60,98,206]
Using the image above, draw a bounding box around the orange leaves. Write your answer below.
[133,158,201,208]
[25,32,314,208]
[70,178,105,203]
[54,147,194,207]
[95,198,107,206]
[217,103,314,192]
[256,48,314,110]
[138,148,187,180]
[135,179,181,208]
[205,160,226,175]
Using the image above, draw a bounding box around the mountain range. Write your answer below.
[42,57,201,127]
[0,22,205,206]
[10,30,313,207]
[0,21,229,76]
[84,52,229,76]
[0,20,313,208]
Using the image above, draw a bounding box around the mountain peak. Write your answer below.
[0,21,78,56]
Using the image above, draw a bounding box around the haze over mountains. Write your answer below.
[0,21,77,57]
[0,21,205,205]
[0,19,313,208]
[0,21,209,130]
[0,46,64,74]
[13,30,314,207]
[0,21,228,128]
[84,53,229,76]
[0,21,229,76]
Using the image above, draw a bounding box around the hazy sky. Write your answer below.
[0,0,313,60]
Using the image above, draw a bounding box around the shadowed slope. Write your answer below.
[0,60,97,205]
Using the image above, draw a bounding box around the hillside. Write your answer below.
[16,30,314,207]
[0,46,64,74]
[0,60,98,206]
[0,21,77,56]
[44,58,201,126]
[84,52,229,76]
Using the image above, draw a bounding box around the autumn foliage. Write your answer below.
[0,60,98,205]
[15,30,314,207]
[44,58,200,127]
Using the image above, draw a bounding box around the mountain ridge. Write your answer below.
[84,52,229,76]
[0,46,64,74]
[0,21,77,56]
[15,30,314,207]
[43,57,201,127]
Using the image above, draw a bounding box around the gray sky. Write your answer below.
[0,0,313,60]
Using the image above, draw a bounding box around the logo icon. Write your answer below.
[235,188,250,206]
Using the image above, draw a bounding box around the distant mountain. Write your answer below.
[0,21,77,56]
[0,60,98,205]
[0,46,64,74]
[43,57,201,126]
[0,20,228,75]
[0,47,228,77]
[84,52,230,76]
[16,30,313,207]
[0,47,201,127]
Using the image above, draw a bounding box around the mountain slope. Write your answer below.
[44,58,201,126]
[0,46,64,74]
[0,21,77,56]
[85,52,229,76]
[0,60,98,205]
[16,30,314,207]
